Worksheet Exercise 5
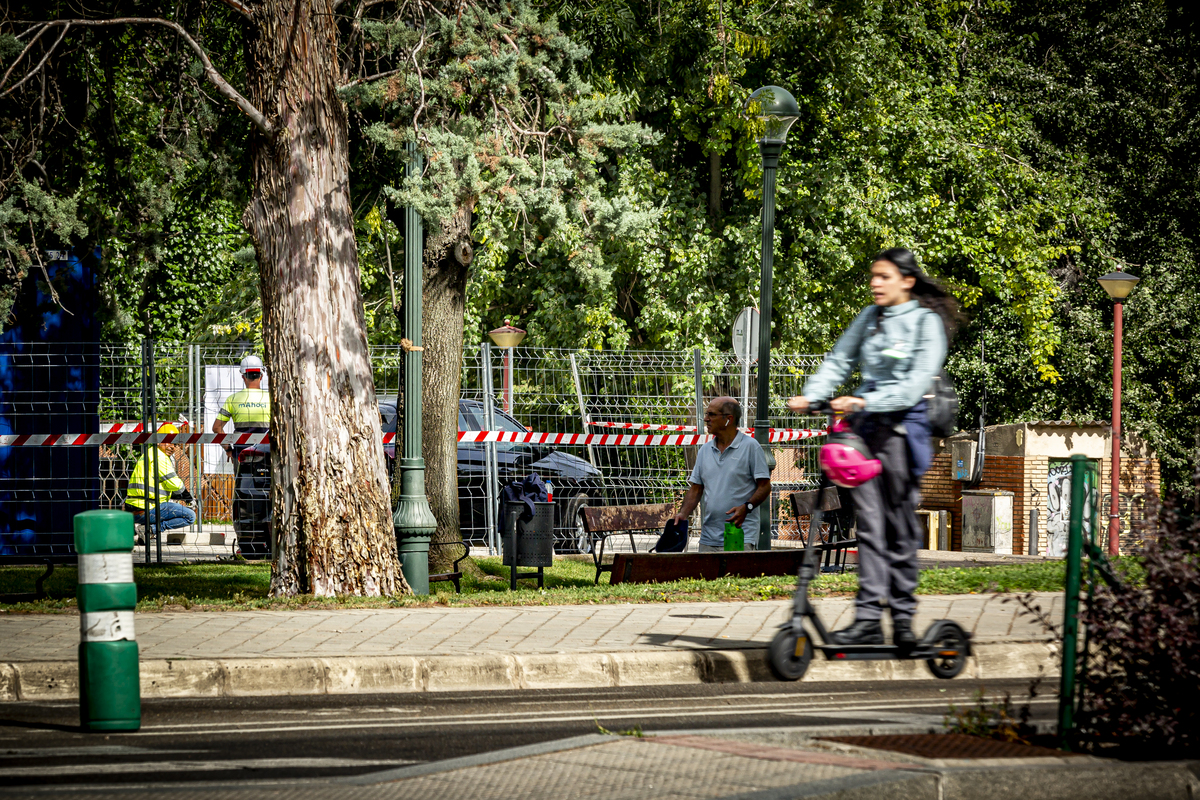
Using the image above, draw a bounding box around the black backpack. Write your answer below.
[925,370,959,438]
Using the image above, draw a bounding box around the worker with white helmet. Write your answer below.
[212,355,271,458]
[214,355,271,557]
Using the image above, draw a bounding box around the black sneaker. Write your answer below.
[829,619,884,645]
[893,619,917,648]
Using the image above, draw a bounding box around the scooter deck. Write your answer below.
[816,642,964,660]
[814,643,946,661]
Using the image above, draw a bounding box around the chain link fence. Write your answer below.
[1,341,826,562]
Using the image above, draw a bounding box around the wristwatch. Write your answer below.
[745,502,755,512]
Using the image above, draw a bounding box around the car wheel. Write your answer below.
[565,494,592,554]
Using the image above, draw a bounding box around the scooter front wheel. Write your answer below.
[769,626,813,681]
[926,623,969,679]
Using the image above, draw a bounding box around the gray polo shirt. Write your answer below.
[688,432,771,547]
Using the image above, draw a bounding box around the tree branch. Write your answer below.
[341,67,405,89]
[217,0,255,20]
[0,23,69,98]
[0,24,50,89]
[5,18,274,137]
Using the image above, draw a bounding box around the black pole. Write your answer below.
[140,340,150,565]
[753,140,783,550]
[149,339,161,564]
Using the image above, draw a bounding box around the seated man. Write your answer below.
[125,422,196,535]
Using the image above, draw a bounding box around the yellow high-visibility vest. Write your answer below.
[217,387,271,432]
[125,448,184,510]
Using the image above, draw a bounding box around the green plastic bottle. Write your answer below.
[723,522,744,551]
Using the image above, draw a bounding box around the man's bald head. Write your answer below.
[707,396,742,426]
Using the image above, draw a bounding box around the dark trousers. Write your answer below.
[850,420,923,622]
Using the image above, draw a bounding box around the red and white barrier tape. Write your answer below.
[588,421,699,432]
[1,428,825,447]
[454,427,825,445]
[0,431,271,447]
[586,420,795,435]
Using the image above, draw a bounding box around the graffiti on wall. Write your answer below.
[1045,459,1099,558]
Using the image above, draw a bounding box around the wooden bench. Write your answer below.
[581,503,675,584]
[429,540,470,593]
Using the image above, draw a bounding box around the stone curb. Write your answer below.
[0,640,1058,702]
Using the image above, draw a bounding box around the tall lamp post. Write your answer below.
[1098,271,1140,557]
[394,141,438,594]
[488,320,526,413]
[745,85,799,551]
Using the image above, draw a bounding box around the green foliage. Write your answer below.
[944,687,1034,743]
[345,0,659,348]
[0,3,253,340]
[0,558,1067,612]
[947,0,1200,492]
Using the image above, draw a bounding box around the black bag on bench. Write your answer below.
[651,518,688,553]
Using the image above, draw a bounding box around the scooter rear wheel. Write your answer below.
[769,627,813,681]
[926,624,968,679]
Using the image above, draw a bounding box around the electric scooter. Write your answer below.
[768,410,972,682]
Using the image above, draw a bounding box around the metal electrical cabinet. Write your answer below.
[951,440,978,483]
[961,489,1014,554]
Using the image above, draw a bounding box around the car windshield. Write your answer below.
[458,404,526,433]
[493,411,527,433]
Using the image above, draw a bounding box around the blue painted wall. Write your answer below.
[0,249,101,557]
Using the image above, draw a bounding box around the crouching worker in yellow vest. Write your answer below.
[125,422,197,535]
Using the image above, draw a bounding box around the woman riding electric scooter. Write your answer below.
[787,247,961,647]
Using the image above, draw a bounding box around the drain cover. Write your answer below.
[668,614,724,619]
[819,733,1074,760]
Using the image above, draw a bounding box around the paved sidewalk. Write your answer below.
[0,593,1063,701]
[0,593,1060,663]
[8,731,1193,800]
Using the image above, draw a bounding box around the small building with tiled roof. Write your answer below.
[919,421,1159,556]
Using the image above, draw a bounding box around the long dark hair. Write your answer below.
[874,247,963,340]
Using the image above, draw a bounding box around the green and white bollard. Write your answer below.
[75,510,140,732]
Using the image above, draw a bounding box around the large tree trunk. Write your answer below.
[422,206,471,574]
[243,0,408,596]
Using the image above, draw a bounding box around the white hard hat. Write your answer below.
[240,355,265,375]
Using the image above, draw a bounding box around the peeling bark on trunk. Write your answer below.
[422,205,471,575]
[243,0,408,597]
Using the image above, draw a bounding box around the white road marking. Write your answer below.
[137,691,986,730]
[132,697,1055,737]
[3,757,416,778]
[509,690,873,706]
[0,746,207,758]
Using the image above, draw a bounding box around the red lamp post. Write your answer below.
[488,320,526,414]
[1098,271,1140,557]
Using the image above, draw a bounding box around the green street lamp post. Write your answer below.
[394,142,438,594]
[1097,270,1140,558]
[746,85,799,551]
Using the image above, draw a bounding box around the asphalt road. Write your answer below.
[0,678,1054,792]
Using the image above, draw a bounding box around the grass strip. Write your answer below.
[0,555,1087,614]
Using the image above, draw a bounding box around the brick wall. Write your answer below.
[1118,457,1161,553]
[920,454,1029,553]
[919,453,958,547]
[927,454,1161,555]
[1023,456,1049,555]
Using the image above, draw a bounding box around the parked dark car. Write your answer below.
[380,397,603,552]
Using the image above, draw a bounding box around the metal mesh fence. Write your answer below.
[1,341,826,563]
